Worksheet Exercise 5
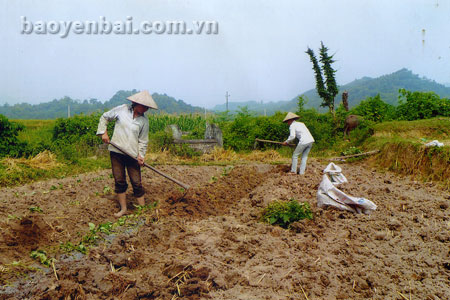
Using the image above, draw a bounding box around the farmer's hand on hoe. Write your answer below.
[101,132,110,144]
[282,141,288,146]
[137,155,145,166]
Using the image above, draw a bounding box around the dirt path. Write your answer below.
[0,160,449,299]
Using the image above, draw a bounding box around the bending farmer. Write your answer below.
[282,112,315,175]
[96,90,158,217]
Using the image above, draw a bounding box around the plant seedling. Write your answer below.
[7,214,21,221]
[103,186,112,195]
[261,199,313,229]
[29,206,43,213]
[30,250,54,267]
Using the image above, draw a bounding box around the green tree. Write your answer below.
[306,42,339,114]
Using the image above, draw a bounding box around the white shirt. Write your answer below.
[96,104,149,158]
[285,121,315,144]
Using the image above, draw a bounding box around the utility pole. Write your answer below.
[225,91,230,111]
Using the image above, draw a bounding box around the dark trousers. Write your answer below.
[110,151,145,197]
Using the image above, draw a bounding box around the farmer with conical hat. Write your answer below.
[282,112,315,175]
[96,90,158,217]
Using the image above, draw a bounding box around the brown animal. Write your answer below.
[344,115,361,135]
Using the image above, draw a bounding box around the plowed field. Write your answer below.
[0,160,449,299]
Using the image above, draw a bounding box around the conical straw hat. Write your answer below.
[127,90,158,110]
[283,112,299,122]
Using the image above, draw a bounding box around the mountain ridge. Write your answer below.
[2,68,449,119]
[213,68,450,114]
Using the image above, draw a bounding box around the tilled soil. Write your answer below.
[0,160,449,299]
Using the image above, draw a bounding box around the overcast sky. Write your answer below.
[1,0,449,108]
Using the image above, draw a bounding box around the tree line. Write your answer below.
[0,90,203,119]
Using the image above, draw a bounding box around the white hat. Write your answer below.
[283,112,299,122]
[127,90,158,110]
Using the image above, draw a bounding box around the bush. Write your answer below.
[149,130,174,152]
[350,94,395,122]
[52,113,106,147]
[0,114,28,158]
[220,107,256,151]
[395,89,449,120]
[219,109,289,152]
[52,113,115,162]
[261,199,313,229]
[297,109,336,150]
[253,112,287,148]
[217,107,341,152]
[346,118,375,146]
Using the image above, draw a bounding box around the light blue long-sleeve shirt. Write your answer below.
[96,104,149,158]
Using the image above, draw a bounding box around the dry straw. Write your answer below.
[25,150,61,169]
[201,147,239,162]
[373,142,450,189]
[1,150,60,171]
[244,150,283,162]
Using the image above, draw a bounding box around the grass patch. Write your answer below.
[371,117,450,143]
[14,119,55,144]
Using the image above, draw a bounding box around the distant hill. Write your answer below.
[213,69,450,114]
[0,90,203,119]
[300,68,450,109]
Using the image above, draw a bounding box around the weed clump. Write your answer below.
[261,199,313,229]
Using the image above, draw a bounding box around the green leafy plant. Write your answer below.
[60,241,88,254]
[221,166,234,177]
[97,222,113,234]
[103,186,112,195]
[262,200,313,229]
[30,250,54,267]
[134,202,158,216]
[340,146,362,156]
[28,206,43,213]
[7,214,21,221]
[50,183,63,191]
